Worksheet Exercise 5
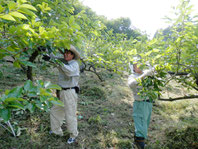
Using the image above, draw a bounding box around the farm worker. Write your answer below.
[128,56,155,149]
[43,45,80,144]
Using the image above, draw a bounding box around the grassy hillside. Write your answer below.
[0,63,198,149]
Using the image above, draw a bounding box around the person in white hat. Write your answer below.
[43,45,80,144]
[128,56,155,149]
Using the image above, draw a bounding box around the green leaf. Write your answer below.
[4,97,24,102]
[69,16,75,26]
[145,50,152,56]
[24,80,33,91]
[25,103,35,113]
[13,60,21,68]
[0,94,7,102]
[7,87,23,98]
[49,98,64,107]
[17,0,27,4]
[0,14,16,21]
[7,101,24,110]
[27,92,37,97]
[72,24,81,30]
[9,11,27,20]
[36,80,44,88]
[7,46,16,53]
[76,32,85,37]
[0,103,3,109]
[152,49,160,53]
[20,61,36,67]
[0,5,5,13]
[39,88,51,96]
[0,53,6,59]
[37,2,51,13]
[40,96,48,102]
[154,54,162,60]
[46,84,61,90]
[35,100,43,109]
[0,109,11,122]
[8,1,17,11]
[18,8,37,17]
[19,4,37,11]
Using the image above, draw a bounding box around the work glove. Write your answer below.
[42,55,51,61]
[38,46,46,52]
[143,69,153,77]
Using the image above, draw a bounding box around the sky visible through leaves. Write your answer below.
[80,0,198,38]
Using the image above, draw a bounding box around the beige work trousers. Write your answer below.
[50,89,78,138]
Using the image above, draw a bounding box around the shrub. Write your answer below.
[80,86,106,100]
[117,140,132,149]
[165,126,198,149]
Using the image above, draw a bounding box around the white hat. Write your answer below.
[68,45,81,60]
[132,55,141,64]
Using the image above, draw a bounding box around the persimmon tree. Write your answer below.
[0,0,81,131]
[161,0,197,99]
[1,0,198,134]
[0,0,109,128]
[137,0,198,101]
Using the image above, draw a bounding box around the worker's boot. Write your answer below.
[67,137,76,144]
[134,136,145,149]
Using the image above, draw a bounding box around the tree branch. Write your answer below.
[168,71,188,76]
[158,95,198,101]
[3,60,13,63]
[168,71,198,89]
[80,59,104,81]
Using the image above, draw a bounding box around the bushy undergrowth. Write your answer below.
[117,139,132,149]
[165,127,198,149]
[80,85,106,100]
[0,64,198,149]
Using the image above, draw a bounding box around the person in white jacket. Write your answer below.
[43,45,80,144]
[128,58,154,149]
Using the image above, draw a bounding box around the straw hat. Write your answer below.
[132,55,142,64]
[67,45,81,60]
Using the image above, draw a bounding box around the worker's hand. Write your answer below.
[38,46,46,52]
[144,69,153,76]
[42,55,51,61]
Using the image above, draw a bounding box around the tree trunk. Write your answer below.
[27,66,33,81]
[26,50,39,81]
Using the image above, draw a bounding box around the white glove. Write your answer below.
[129,63,134,73]
[141,69,153,79]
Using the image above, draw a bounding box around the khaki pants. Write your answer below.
[50,89,78,138]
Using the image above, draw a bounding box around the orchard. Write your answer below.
[0,0,197,148]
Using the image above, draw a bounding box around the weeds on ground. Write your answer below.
[165,126,198,149]
[0,64,198,149]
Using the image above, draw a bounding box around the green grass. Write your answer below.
[0,64,198,149]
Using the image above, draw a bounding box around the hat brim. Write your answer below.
[69,45,80,60]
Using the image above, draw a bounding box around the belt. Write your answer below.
[62,87,76,90]
[144,99,153,103]
[135,100,154,103]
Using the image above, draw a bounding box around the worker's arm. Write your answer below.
[128,75,139,89]
[59,61,79,76]
[128,68,154,89]
[139,69,154,79]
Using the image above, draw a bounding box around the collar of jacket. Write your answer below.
[68,59,76,64]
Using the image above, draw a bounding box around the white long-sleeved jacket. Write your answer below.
[128,69,154,101]
[50,53,80,88]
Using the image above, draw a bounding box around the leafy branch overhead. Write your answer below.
[0,0,197,138]
[0,0,197,121]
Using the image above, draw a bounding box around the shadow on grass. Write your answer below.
[1,65,198,149]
